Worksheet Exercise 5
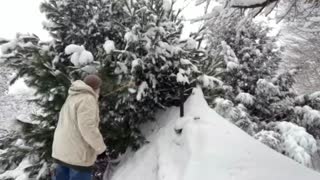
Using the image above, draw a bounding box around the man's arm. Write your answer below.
[77,96,106,154]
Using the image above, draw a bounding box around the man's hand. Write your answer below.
[97,151,108,160]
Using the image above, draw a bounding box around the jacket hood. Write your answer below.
[68,80,98,98]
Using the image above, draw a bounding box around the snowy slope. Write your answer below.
[109,87,320,180]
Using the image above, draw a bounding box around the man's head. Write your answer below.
[83,74,102,95]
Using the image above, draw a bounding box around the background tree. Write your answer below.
[194,0,320,32]
[200,7,319,167]
[281,32,320,94]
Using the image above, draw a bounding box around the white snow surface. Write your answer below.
[110,87,320,180]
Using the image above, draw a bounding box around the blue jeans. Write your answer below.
[52,164,92,180]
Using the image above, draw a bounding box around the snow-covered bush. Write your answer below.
[295,106,320,127]
[199,4,320,170]
[255,121,318,167]
[275,122,317,167]
[256,79,280,97]
[214,98,237,119]
[221,40,240,71]
[254,130,282,151]
[235,92,255,106]
[293,91,320,139]
[202,11,292,125]
[214,98,257,135]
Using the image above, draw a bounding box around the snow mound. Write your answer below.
[110,87,320,180]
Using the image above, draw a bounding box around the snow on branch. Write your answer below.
[230,0,278,8]
[1,39,18,54]
[64,44,94,67]
[198,74,223,89]
[136,81,148,101]
[103,39,116,54]
[0,158,32,179]
[177,69,190,84]
[297,27,320,33]
[221,41,240,71]
[235,92,255,106]
[294,105,320,127]
[309,91,320,100]
[256,79,280,96]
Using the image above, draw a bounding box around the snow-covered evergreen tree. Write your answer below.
[202,11,292,130]
[294,92,320,139]
[256,121,318,167]
[0,33,69,179]
[200,8,320,167]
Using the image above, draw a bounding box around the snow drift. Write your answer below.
[109,87,320,180]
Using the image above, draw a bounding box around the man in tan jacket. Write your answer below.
[52,75,106,180]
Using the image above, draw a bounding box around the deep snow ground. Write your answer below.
[109,87,320,180]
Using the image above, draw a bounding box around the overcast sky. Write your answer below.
[0,0,205,41]
[0,0,50,40]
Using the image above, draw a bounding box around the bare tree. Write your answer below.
[281,28,320,94]
[195,0,320,31]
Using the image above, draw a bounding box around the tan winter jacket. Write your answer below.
[52,80,106,167]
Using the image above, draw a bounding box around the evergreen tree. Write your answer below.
[294,92,320,139]
[201,9,320,167]
[202,11,292,132]
[0,33,70,179]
